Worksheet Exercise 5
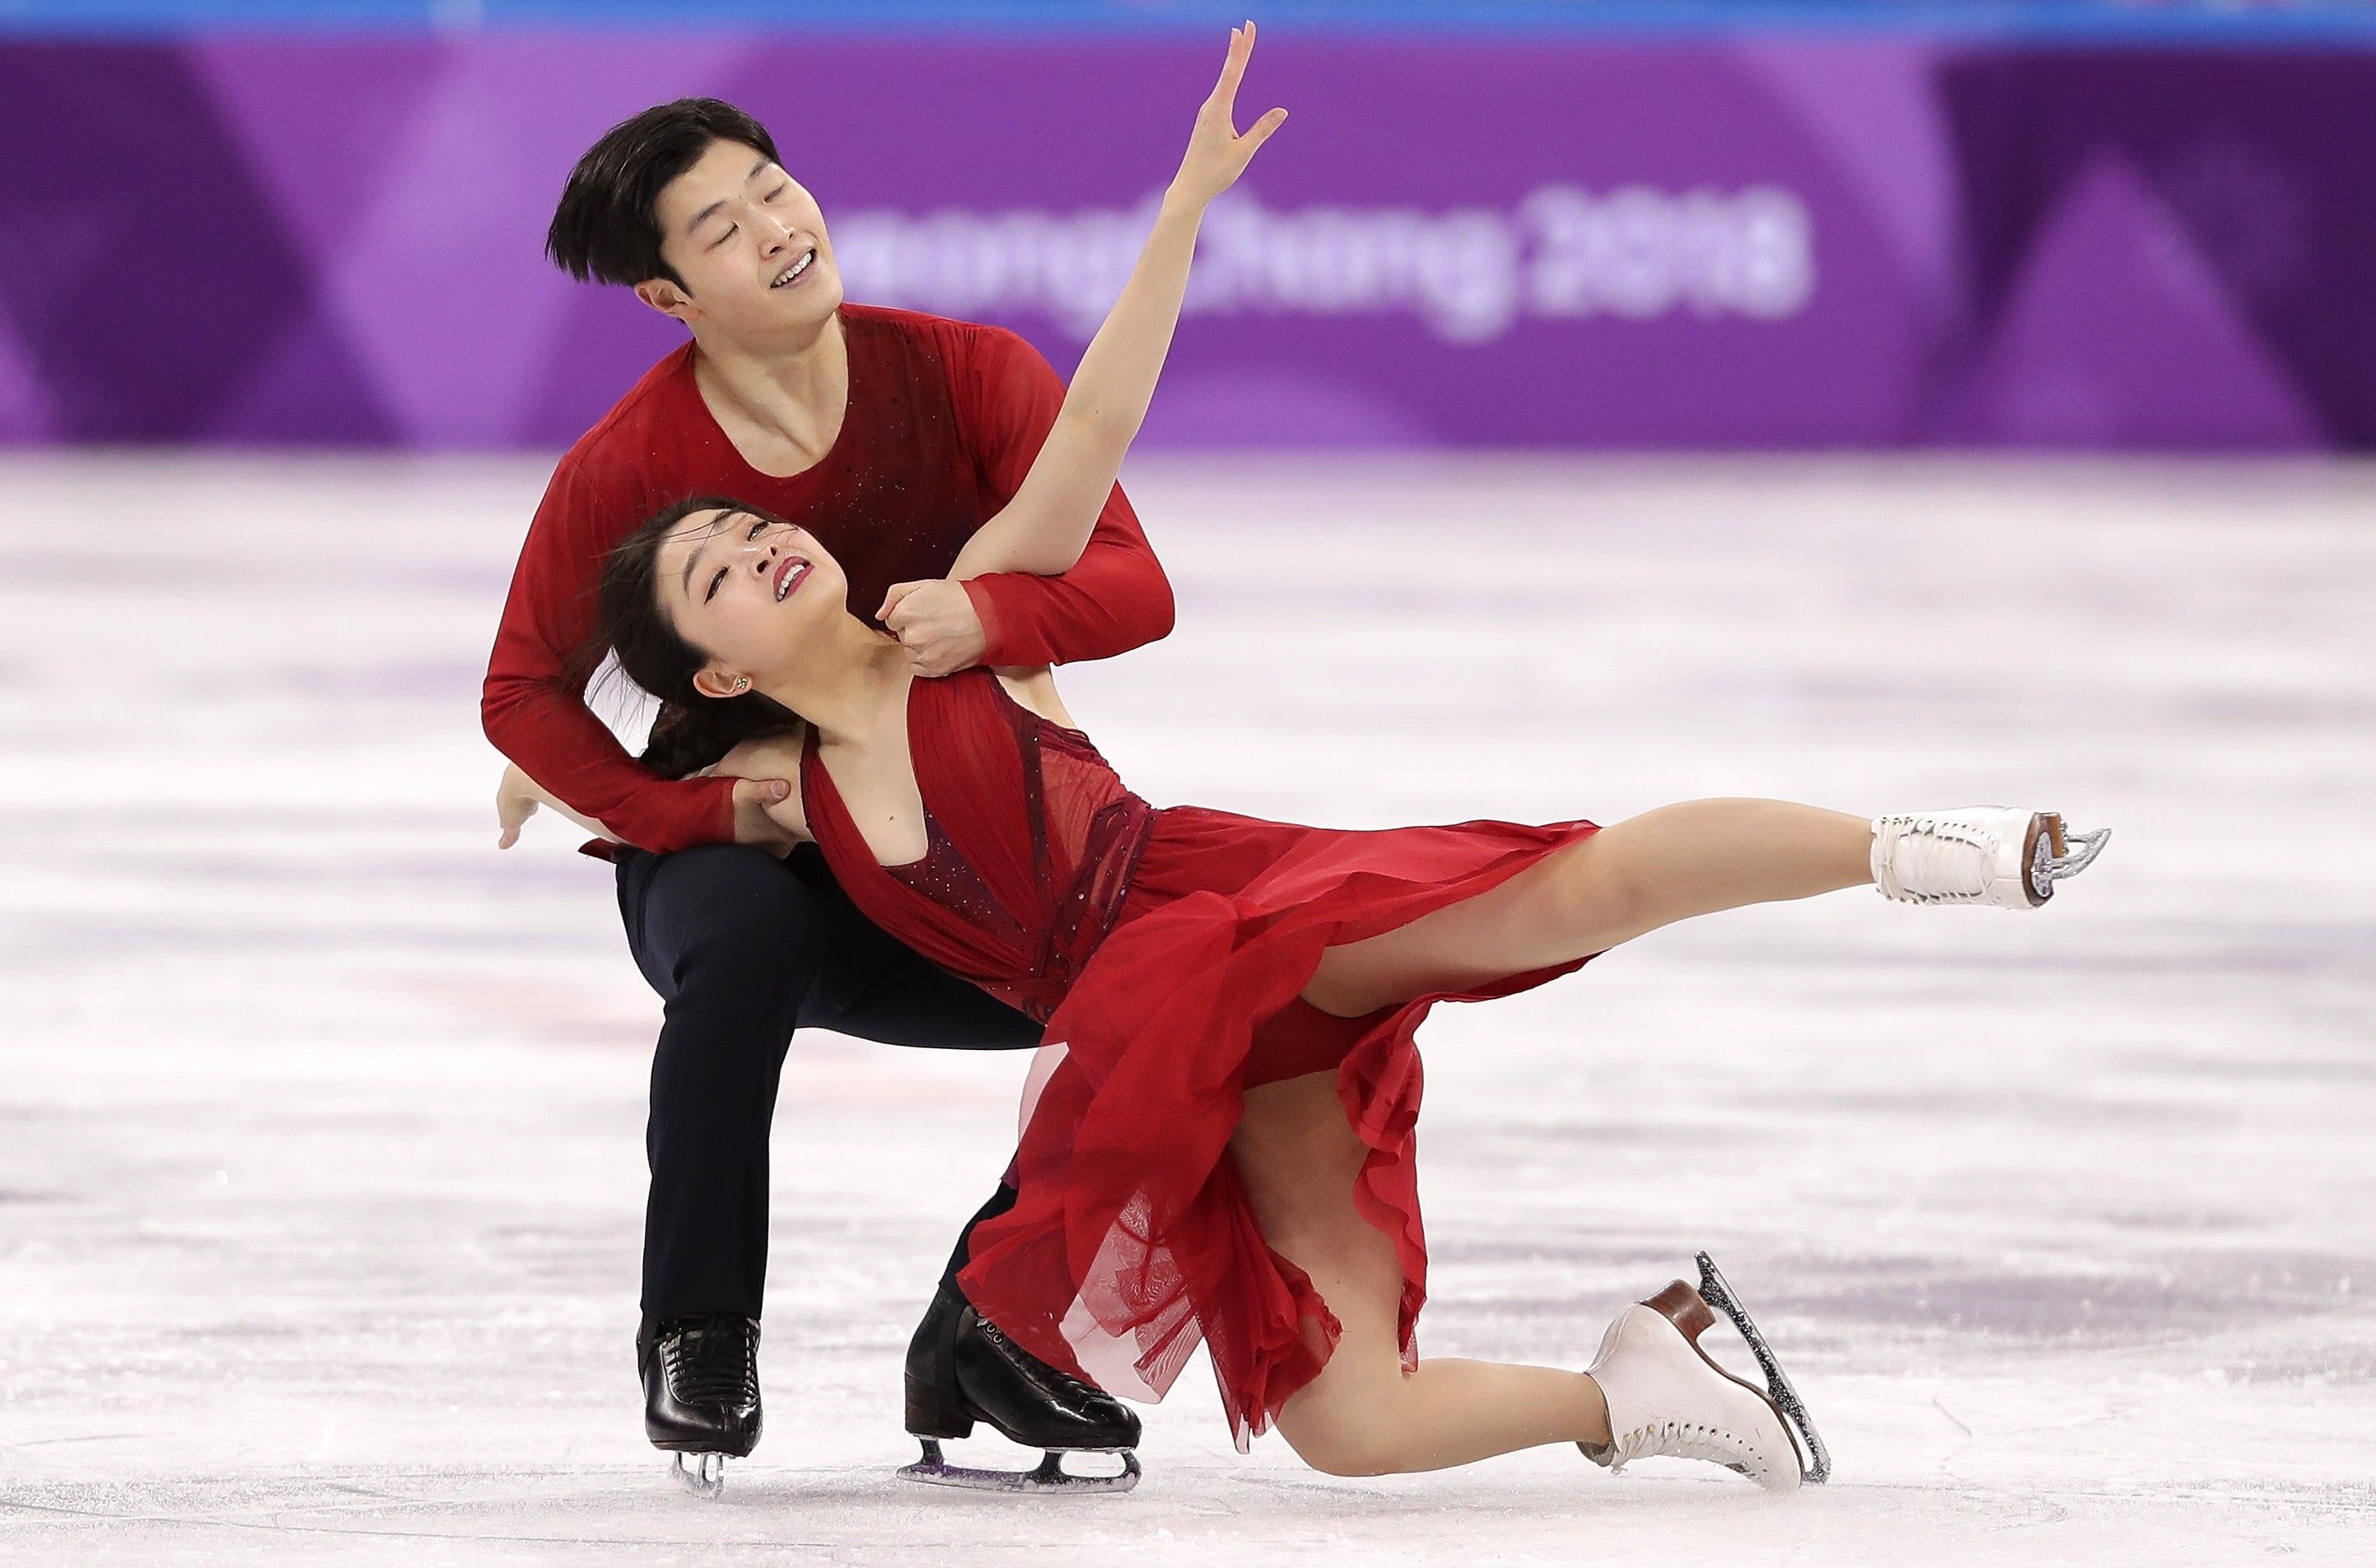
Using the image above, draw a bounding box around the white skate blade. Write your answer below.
[670,1450,726,1498]
[1693,1252,1831,1485]
[898,1437,1141,1495]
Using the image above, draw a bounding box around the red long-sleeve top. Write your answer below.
[482,303,1174,855]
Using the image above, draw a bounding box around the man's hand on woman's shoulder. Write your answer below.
[730,778,802,856]
[709,730,810,856]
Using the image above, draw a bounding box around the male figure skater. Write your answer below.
[483,98,1164,1495]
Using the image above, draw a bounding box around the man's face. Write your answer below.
[647,138,843,338]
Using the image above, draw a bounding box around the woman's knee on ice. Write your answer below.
[1273,1346,1428,1478]
[1279,1405,1416,1477]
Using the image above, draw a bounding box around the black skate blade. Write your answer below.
[1694,1251,1831,1485]
[898,1438,1141,1496]
[670,1450,726,1499]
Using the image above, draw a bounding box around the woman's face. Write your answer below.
[652,506,847,697]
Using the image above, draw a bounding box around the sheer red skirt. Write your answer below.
[956,803,1602,1448]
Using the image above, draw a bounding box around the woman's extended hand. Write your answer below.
[879,578,988,677]
[496,764,540,849]
[1168,21,1287,210]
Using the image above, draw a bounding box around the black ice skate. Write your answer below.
[899,1286,1142,1493]
[638,1314,762,1498]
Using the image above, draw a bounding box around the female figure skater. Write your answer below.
[505,24,2105,1491]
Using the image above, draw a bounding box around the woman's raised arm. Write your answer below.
[949,22,1286,582]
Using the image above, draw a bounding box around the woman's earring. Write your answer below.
[733,677,749,690]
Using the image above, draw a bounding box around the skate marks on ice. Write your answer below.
[3,454,2375,1565]
[3,1458,2371,1566]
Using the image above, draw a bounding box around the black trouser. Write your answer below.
[614,841,1039,1319]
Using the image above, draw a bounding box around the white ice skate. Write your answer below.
[1580,1253,1827,1494]
[1870,808,2108,909]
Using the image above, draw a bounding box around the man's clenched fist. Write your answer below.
[878,578,987,677]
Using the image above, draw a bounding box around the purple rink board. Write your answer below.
[2,36,2372,450]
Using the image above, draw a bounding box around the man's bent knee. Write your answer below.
[641,846,825,999]
[647,842,804,912]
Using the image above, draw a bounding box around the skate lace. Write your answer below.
[663,1318,760,1410]
[1608,1417,1767,1480]
[978,1317,1103,1400]
[1872,813,1996,904]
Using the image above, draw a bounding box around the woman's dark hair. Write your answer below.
[547,99,785,291]
[589,495,805,780]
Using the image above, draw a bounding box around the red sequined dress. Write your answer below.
[800,669,1601,1445]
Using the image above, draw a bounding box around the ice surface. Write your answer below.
[2,454,2371,1566]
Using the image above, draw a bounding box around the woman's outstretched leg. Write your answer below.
[1259,799,2104,1477]
[1230,1072,1614,1474]
[1305,799,1870,1018]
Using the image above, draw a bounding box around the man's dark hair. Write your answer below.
[546,98,784,291]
